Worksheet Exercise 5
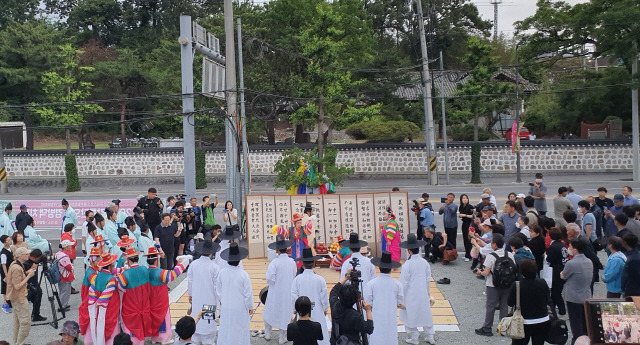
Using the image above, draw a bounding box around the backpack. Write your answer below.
[490,251,518,289]
[45,256,62,284]
[526,210,540,224]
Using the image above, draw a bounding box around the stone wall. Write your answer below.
[4,143,633,181]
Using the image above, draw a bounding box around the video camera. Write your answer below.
[349,257,362,286]
[411,199,420,214]
[175,194,187,203]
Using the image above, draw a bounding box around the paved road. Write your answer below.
[0,172,629,344]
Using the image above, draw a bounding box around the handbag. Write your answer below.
[546,302,568,344]
[497,281,525,339]
[443,248,458,262]
[541,255,553,288]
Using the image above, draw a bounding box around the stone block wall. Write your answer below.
[4,143,633,180]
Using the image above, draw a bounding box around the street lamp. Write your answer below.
[515,42,523,183]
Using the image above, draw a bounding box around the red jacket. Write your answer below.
[61,232,77,260]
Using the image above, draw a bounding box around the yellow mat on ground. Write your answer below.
[169,258,458,331]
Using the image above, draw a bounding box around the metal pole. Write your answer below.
[515,45,522,183]
[415,0,437,185]
[632,40,639,182]
[439,51,449,185]
[179,15,196,198]
[0,139,7,194]
[237,17,250,217]
[224,0,238,205]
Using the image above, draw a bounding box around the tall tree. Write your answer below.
[67,0,124,46]
[33,44,103,153]
[0,0,40,29]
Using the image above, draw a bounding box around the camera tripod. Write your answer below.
[32,264,66,329]
[348,258,369,345]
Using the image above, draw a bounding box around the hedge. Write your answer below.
[195,148,207,189]
[346,121,420,142]
[64,154,81,192]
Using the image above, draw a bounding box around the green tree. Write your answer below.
[453,36,511,142]
[0,0,40,29]
[33,44,104,153]
[67,0,123,46]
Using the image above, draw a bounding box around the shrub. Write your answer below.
[448,125,491,141]
[64,154,81,192]
[346,121,420,142]
[195,148,207,189]
[470,142,482,184]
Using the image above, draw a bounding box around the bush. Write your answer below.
[346,121,420,142]
[195,148,207,189]
[470,142,482,184]
[64,154,81,192]
[448,125,491,141]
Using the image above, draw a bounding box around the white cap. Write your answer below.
[516,193,526,198]
[60,239,74,248]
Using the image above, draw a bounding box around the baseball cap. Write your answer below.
[60,239,74,248]
[613,194,624,202]
[481,193,490,199]
[19,204,28,210]
[516,193,526,198]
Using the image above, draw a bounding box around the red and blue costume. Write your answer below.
[146,262,185,342]
[117,264,151,345]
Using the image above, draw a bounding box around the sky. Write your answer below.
[471,0,589,37]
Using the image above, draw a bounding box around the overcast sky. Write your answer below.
[471,0,589,37]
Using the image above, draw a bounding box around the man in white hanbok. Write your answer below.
[340,233,376,288]
[364,251,404,345]
[214,226,243,270]
[189,233,221,345]
[399,234,436,345]
[103,209,121,256]
[216,242,253,345]
[263,235,297,344]
[0,203,14,237]
[61,199,78,234]
[291,247,330,345]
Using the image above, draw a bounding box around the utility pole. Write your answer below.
[439,51,449,185]
[633,40,639,182]
[224,0,239,206]
[237,17,251,204]
[515,44,522,183]
[179,16,197,199]
[415,0,437,185]
[0,140,7,194]
[490,0,502,40]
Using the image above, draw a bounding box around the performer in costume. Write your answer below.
[61,199,78,235]
[104,209,120,256]
[23,216,50,252]
[302,202,318,254]
[399,234,435,345]
[124,217,141,247]
[0,203,14,237]
[136,223,155,268]
[80,246,102,344]
[263,235,297,343]
[380,206,401,262]
[88,252,121,345]
[146,246,189,343]
[291,248,329,345]
[280,213,312,269]
[115,235,135,268]
[116,246,151,345]
[216,242,254,345]
[112,200,128,229]
[214,226,243,270]
[84,224,106,267]
[188,233,221,345]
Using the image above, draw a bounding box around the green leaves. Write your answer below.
[272,146,353,190]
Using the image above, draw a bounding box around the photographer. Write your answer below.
[186,197,202,238]
[173,201,189,257]
[201,194,219,228]
[136,188,164,232]
[23,249,46,322]
[7,247,37,345]
[330,269,373,345]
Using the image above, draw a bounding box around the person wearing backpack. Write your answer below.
[56,239,76,311]
[474,233,516,337]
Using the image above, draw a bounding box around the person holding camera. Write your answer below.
[22,249,46,322]
[292,248,330,345]
[137,188,164,233]
[201,194,219,228]
[188,233,221,345]
[329,266,373,345]
[222,200,238,226]
[340,233,376,289]
[186,197,202,238]
[8,246,37,345]
[439,193,458,249]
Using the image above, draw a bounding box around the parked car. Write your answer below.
[504,126,530,140]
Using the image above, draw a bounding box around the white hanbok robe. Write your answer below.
[116,210,128,228]
[263,253,297,330]
[136,233,155,268]
[291,269,329,345]
[104,220,121,256]
[216,265,253,345]
[214,240,243,270]
[62,206,78,233]
[189,256,221,343]
[340,252,376,288]
[0,212,14,237]
[23,225,49,253]
[399,255,434,332]
[364,273,404,345]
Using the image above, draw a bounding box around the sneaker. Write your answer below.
[464,258,470,262]
[423,334,436,345]
[1,303,11,313]
[559,313,569,320]
[475,327,493,336]
[278,335,288,344]
[32,315,47,322]
[264,331,271,341]
[405,338,419,345]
